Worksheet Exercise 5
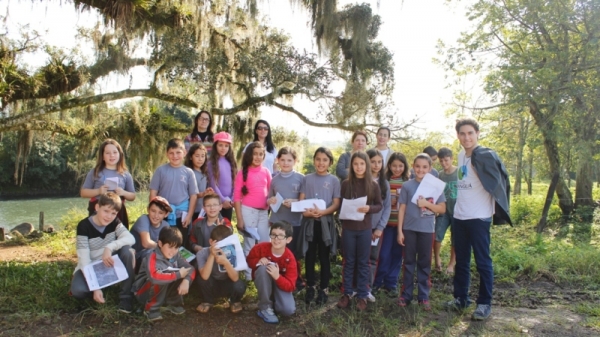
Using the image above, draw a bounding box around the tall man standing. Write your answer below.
[446,118,512,320]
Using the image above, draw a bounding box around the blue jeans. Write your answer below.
[373,226,403,290]
[452,217,493,306]
[341,228,372,299]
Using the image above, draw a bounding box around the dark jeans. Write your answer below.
[452,217,493,306]
[400,230,433,301]
[70,245,135,302]
[305,221,331,289]
[341,228,371,298]
[374,225,403,290]
[220,208,233,222]
[197,276,246,304]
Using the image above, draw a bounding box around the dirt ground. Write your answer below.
[0,244,598,337]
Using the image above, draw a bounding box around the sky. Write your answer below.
[3,0,474,144]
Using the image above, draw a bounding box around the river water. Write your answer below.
[0,192,150,231]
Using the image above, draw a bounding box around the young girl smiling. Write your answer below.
[207,132,237,221]
[185,143,214,221]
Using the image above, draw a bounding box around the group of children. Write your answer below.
[72,128,459,323]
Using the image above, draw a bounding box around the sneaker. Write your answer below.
[444,298,469,311]
[472,304,492,320]
[356,298,368,311]
[257,307,279,324]
[397,297,409,307]
[371,286,380,296]
[366,292,376,303]
[144,310,163,322]
[305,286,316,304]
[418,300,431,311]
[337,294,351,309]
[117,299,133,314]
[165,306,185,315]
[350,291,357,299]
[315,288,329,305]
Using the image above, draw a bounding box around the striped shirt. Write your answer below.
[386,176,405,227]
[75,216,135,273]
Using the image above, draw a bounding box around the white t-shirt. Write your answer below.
[453,150,494,220]
[379,148,391,166]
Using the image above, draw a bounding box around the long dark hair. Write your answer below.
[241,142,265,195]
[191,110,214,141]
[344,151,375,203]
[367,149,388,199]
[185,143,208,175]
[209,140,237,187]
[253,119,275,153]
[386,152,409,181]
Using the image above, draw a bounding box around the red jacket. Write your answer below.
[246,242,297,293]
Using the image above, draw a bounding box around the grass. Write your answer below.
[1,185,600,335]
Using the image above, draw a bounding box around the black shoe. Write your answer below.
[315,288,328,305]
[305,286,316,304]
[118,299,133,314]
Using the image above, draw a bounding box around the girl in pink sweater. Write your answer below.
[234,141,272,278]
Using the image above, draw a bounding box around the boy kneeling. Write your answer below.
[247,221,297,324]
[196,225,246,314]
[70,192,136,313]
[132,227,195,321]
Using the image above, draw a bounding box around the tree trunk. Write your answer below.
[513,115,529,195]
[528,100,573,217]
[536,173,560,233]
[527,145,533,195]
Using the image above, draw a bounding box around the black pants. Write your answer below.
[305,221,331,289]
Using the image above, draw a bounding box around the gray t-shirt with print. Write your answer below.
[300,173,341,208]
[196,247,228,280]
[82,168,135,197]
[149,164,199,206]
[398,179,446,233]
[130,215,169,254]
[268,171,304,226]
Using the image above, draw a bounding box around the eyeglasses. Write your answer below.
[269,234,287,240]
[257,126,269,131]
[199,117,210,122]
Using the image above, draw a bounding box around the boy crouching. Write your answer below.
[132,227,195,321]
[70,192,136,313]
[247,221,297,324]
[196,224,246,314]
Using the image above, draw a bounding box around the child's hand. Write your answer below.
[209,242,220,257]
[357,205,370,213]
[182,213,193,228]
[179,267,191,279]
[205,187,214,195]
[102,248,114,267]
[216,218,225,226]
[215,250,229,266]
[416,197,430,208]
[178,279,190,295]
[98,185,108,195]
[282,199,293,208]
[397,231,405,246]
[267,197,277,205]
[93,289,105,304]
[372,229,382,241]
[258,257,270,266]
[114,187,125,196]
[266,263,280,280]
[222,200,232,209]
[236,218,245,231]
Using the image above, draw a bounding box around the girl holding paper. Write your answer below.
[396,153,446,310]
[337,151,382,311]
[267,147,305,290]
[299,147,340,306]
[81,139,136,228]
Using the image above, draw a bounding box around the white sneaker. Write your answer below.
[367,292,376,303]
[350,291,357,298]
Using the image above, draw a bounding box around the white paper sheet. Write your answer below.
[410,173,447,205]
[371,238,380,246]
[181,211,188,221]
[82,255,129,291]
[291,199,326,212]
[339,196,368,221]
[104,177,119,191]
[242,227,260,241]
[216,234,248,272]
[270,192,285,213]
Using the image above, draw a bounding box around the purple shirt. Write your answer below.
[207,156,234,202]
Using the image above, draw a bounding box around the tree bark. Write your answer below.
[528,100,574,217]
[513,115,529,195]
